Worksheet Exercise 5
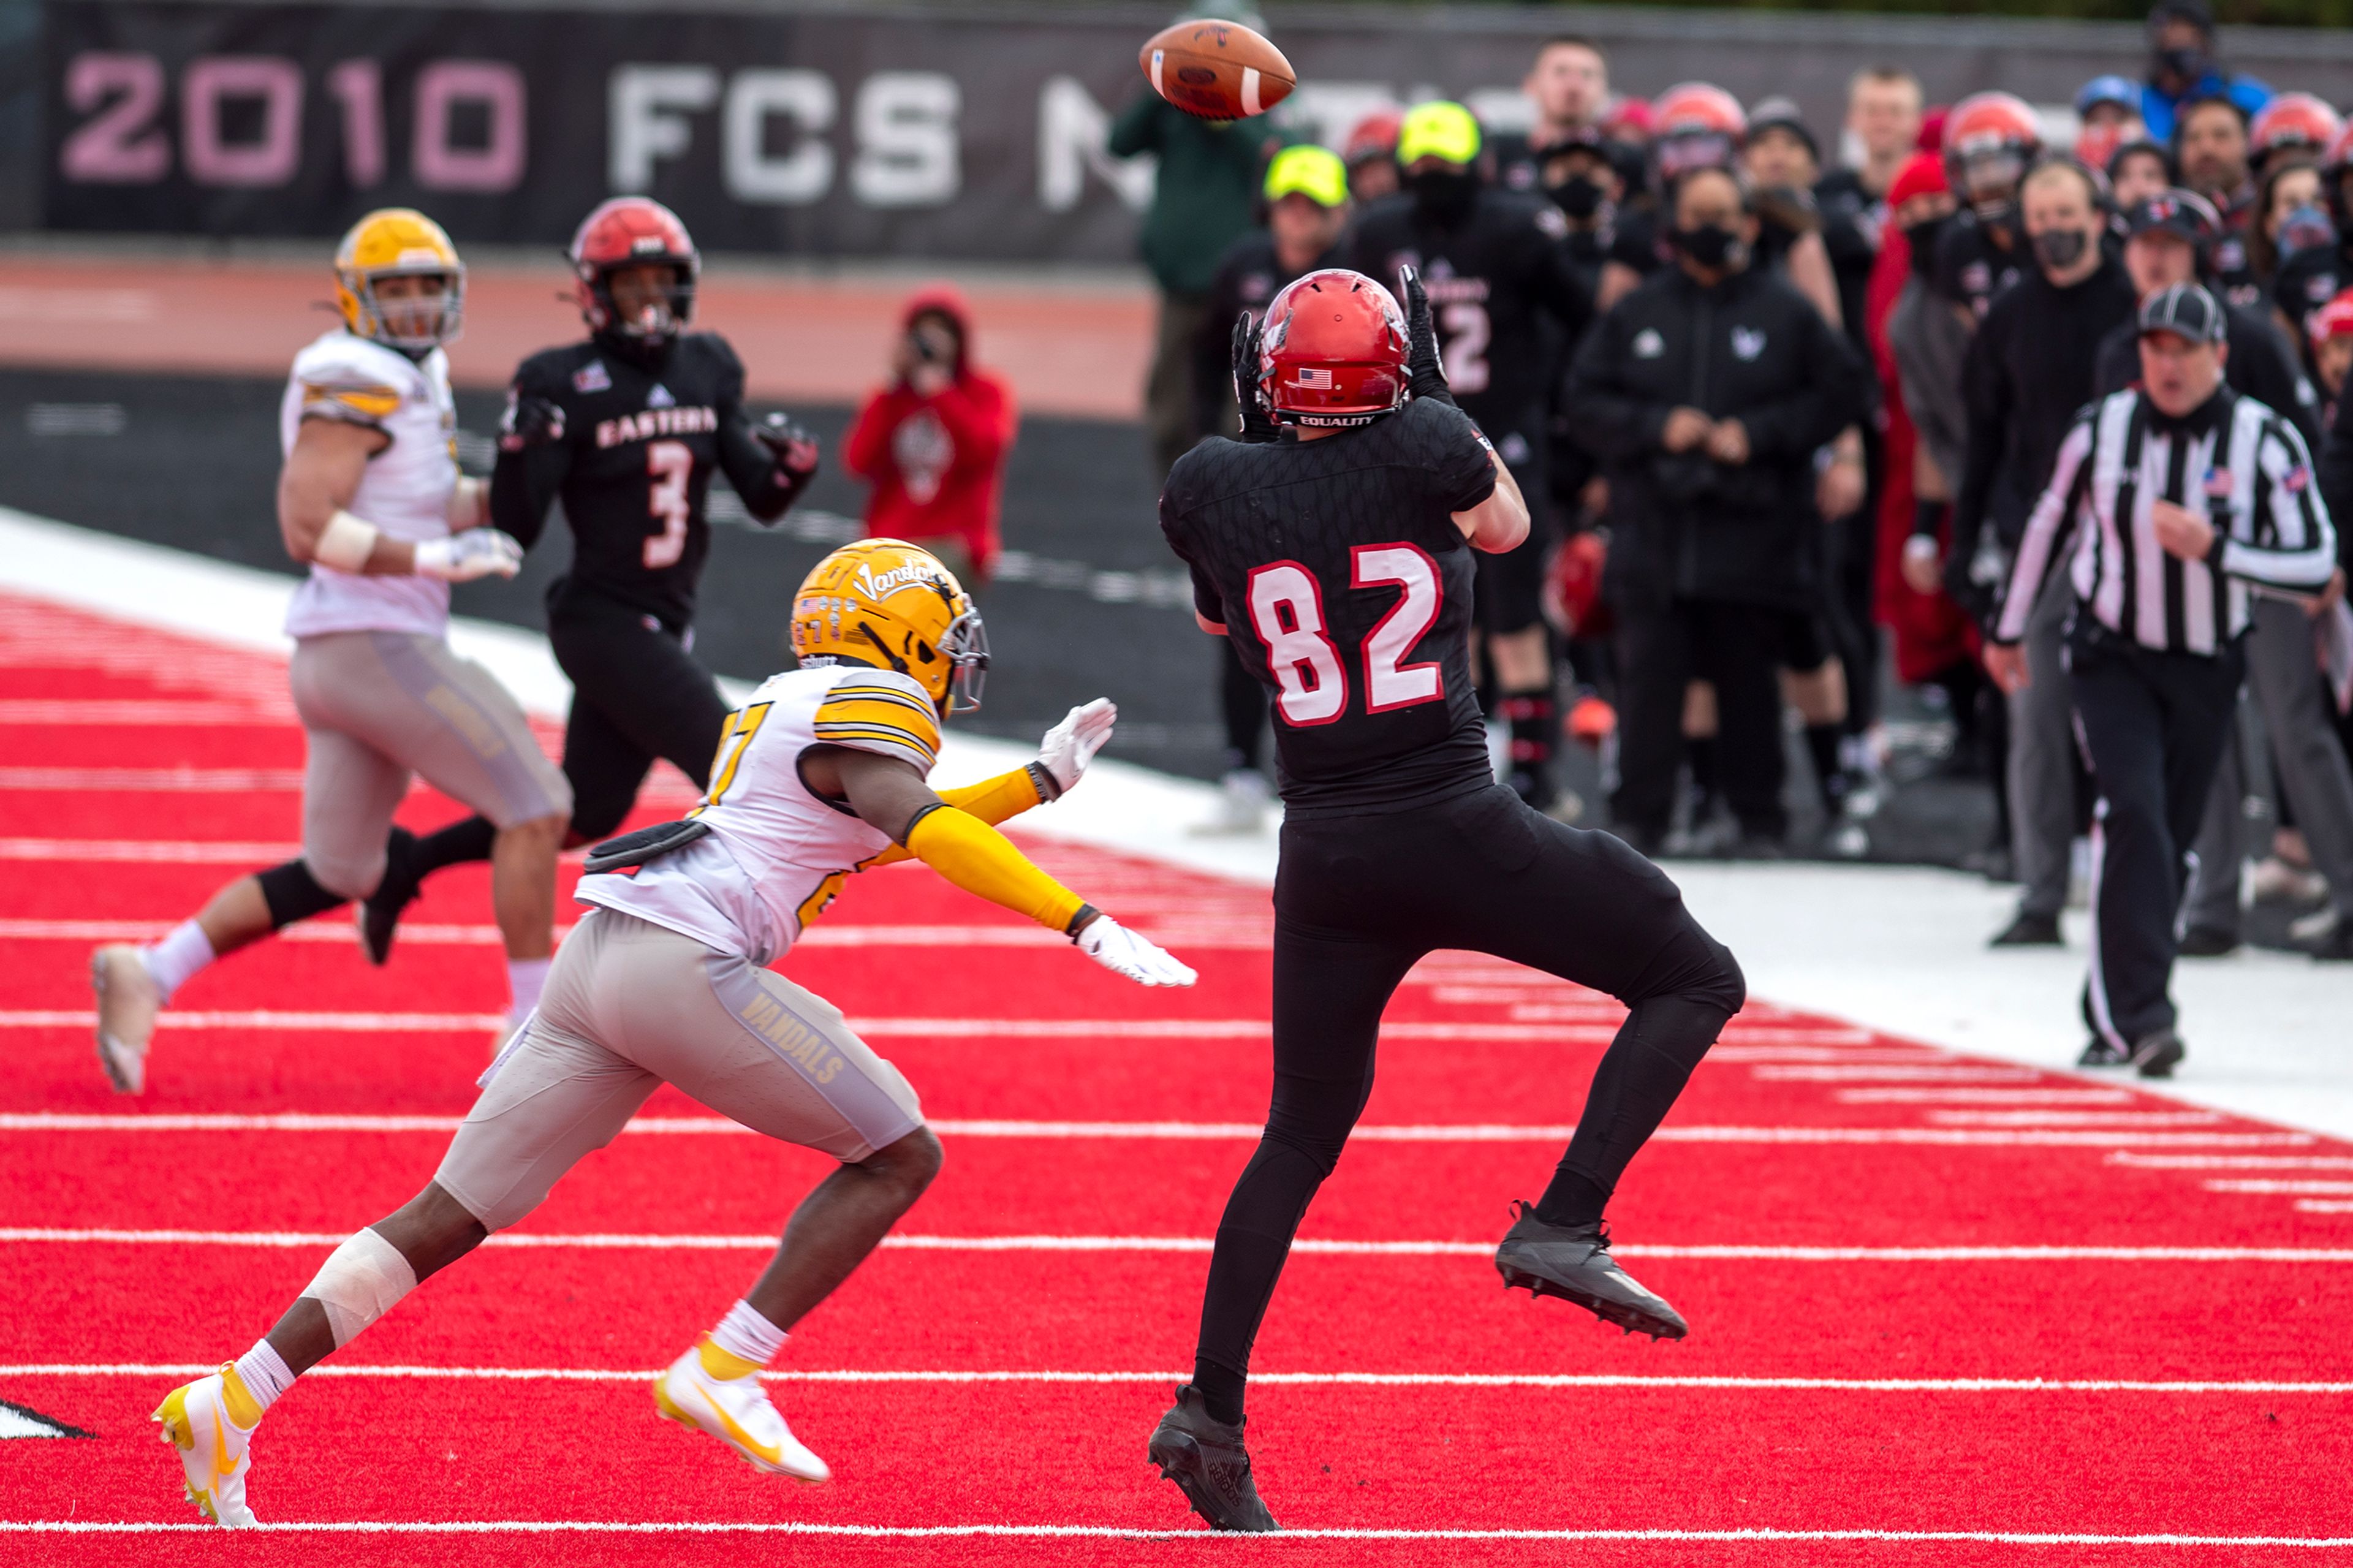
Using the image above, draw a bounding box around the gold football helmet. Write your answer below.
[333,208,465,353]
[791,539,988,713]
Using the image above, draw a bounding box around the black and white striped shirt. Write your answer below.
[1995,387,2339,653]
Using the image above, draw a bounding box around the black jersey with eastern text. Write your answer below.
[490,332,798,627]
[1161,398,1499,817]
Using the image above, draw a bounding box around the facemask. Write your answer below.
[2278,203,2338,259]
[1548,176,1607,219]
[1904,216,1949,278]
[1672,223,1745,270]
[2155,45,2210,83]
[2032,227,2089,271]
[1406,167,1480,225]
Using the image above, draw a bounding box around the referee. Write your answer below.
[1987,284,2339,1078]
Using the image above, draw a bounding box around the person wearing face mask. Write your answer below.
[1189,145,1354,833]
[1565,166,1871,856]
[2137,0,2271,147]
[1343,100,1593,817]
[2271,124,2353,344]
[1950,159,2139,947]
[2248,158,2335,312]
[1537,126,1627,281]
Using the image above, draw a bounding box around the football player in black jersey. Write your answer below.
[360,197,819,961]
[1341,100,1591,817]
[1147,268,1745,1532]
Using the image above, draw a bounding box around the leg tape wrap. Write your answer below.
[299,1227,418,1347]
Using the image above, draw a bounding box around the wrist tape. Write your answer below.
[314,509,381,573]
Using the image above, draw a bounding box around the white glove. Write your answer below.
[1076,914,1196,987]
[414,527,525,583]
[1037,699,1117,796]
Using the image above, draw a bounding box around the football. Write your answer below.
[1139,18,1295,121]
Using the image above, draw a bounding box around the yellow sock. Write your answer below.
[695,1334,764,1382]
[218,1364,265,1430]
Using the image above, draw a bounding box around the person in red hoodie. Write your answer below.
[844,287,1017,586]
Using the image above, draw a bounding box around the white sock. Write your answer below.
[506,957,551,1021]
[232,1339,295,1417]
[710,1298,787,1369]
[141,920,216,1003]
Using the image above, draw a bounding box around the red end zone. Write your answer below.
[1,591,2349,1562]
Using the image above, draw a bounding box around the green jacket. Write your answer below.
[1107,94,1289,296]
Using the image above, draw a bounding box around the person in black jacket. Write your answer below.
[1947,159,2139,947]
[1566,165,1871,854]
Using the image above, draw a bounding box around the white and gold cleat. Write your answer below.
[653,1337,830,1483]
[153,1368,257,1527]
[91,944,159,1094]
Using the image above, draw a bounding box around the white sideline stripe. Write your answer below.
[2207,1180,2353,1195]
[7,1362,2351,1396]
[1928,1111,2224,1127]
[0,766,305,791]
[0,699,282,725]
[1751,1065,2039,1082]
[10,1522,2353,1546]
[0,1010,1870,1045]
[0,1111,2316,1148]
[2300,1200,2353,1213]
[1838,1089,2135,1104]
[0,837,297,863]
[2111,1153,2353,1169]
[5,1227,2350,1263]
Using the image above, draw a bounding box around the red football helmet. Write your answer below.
[570,197,699,343]
[1651,83,1745,179]
[1942,92,2042,210]
[1343,108,1403,167]
[1254,269,1407,428]
[2252,92,2344,162]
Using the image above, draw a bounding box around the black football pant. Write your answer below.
[547,591,732,843]
[2068,626,2243,1049]
[1192,784,1745,1408]
[1614,597,1789,841]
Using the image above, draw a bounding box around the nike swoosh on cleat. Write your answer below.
[695,1381,786,1466]
[211,1405,240,1476]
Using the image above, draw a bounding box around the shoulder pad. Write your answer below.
[293,334,415,425]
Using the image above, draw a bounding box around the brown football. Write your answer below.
[1139,19,1295,122]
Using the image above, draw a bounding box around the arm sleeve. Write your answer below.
[2231,419,2341,591]
[487,359,572,552]
[1561,309,1673,461]
[706,341,808,523]
[1991,412,2095,643]
[857,766,1048,868]
[809,673,942,772]
[904,806,1088,933]
[1735,305,1868,457]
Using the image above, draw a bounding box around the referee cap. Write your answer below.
[2139,281,2228,344]
[1397,101,1481,167]
[1264,145,1349,208]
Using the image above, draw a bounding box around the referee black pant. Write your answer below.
[2069,623,2245,1048]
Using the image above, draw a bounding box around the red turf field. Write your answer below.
[2,591,2350,1563]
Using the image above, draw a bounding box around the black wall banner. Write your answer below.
[33,0,2353,262]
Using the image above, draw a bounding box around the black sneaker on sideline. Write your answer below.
[2131,1028,2186,1080]
[1495,1202,1688,1340]
[1149,1385,1278,1532]
[1990,910,2063,947]
[2076,1038,2131,1067]
[358,826,421,967]
[2175,927,2241,958]
[2299,918,2353,961]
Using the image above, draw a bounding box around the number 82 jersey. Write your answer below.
[1159,396,1499,821]
[490,331,794,630]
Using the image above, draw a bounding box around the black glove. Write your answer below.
[1398,263,1456,410]
[754,412,822,479]
[1230,313,1279,444]
[498,394,565,453]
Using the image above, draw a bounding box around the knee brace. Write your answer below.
[257,860,346,930]
[298,1228,417,1347]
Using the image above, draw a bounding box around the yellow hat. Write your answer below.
[1264,144,1349,208]
[790,539,989,713]
[1396,101,1482,167]
[333,208,464,352]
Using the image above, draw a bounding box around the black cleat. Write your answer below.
[2076,1037,2131,1067]
[2131,1028,2186,1080]
[2175,926,2241,958]
[1148,1385,1279,1532]
[358,827,421,967]
[1496,1201,1688,1340]
[1989,910,2063,948]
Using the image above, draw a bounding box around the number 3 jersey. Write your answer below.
[575,664,942,965]
[490,332,798,630]
[1160,397,1499,818]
